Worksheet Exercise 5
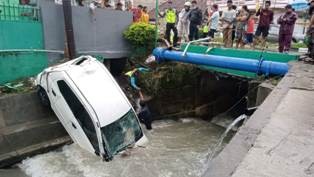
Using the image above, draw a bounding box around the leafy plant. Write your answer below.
[123,23,156,47]
[291,42,307,49]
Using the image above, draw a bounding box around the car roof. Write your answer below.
[54,56,131,127]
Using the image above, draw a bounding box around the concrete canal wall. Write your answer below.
[203,62,314,177]
[0,92,70,168]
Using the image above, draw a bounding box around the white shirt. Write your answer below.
[210,11,220,30]
[222,9,236,29]
[178,9,190,24]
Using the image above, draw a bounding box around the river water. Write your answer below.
[16,118,226,177]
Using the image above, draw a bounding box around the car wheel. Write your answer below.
[37,86,50,106]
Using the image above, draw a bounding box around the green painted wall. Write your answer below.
[0,20,47,84]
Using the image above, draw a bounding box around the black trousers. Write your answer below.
[165,23,178,47]
[189,23,199,41]
[208,29,217,38]
[138,110,152,130]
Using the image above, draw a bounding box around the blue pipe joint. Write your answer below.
[152,47,289,76]
[153,47,167,63]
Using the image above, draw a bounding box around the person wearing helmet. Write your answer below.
[177,1,191,43]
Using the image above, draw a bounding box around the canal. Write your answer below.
[16,118,227,177]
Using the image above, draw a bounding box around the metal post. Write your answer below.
[62,0,76,60]
[154,0,159,48]
[182,37,211,56]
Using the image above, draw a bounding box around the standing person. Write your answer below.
[306,1,314,58]
[277,5,297,53]
[137,99,153,130]
[140,6,150,23]
[254,1,274,48]
[309,0,314,16]
[188,0,203,41]
[231,5,238,45]
[243,13,255,48]
[115,2,123,11]
[129,4,143,22]
[159,1,178,47]
[221,0,236,48]
[202,6,211,38]
[306,14,314,58]
[177,1,191,43]
[235,5,249,48]
[208,4,219,39]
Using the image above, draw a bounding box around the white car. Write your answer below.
[35,56,147,161]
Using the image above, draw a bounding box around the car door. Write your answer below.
[48,72,96,154]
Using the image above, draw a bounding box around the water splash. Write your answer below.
[19,119,224,177]
[202,114,248,175]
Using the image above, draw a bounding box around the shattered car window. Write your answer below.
[101,109,143,156]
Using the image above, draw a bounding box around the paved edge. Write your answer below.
[203,62,314,177]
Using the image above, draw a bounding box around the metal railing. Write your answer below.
[0,3,40,22]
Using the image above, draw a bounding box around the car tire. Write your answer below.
[37,86,50,107]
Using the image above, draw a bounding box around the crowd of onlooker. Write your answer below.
[69,0,150,23]
[155,0,301,53]
[59,0,314,54]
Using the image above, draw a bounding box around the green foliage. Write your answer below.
[139,64,201,96]
[123,23,156,47]
[0,78,35,96]
[291,42,307,49]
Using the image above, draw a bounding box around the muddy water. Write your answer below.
[18,119,225,177]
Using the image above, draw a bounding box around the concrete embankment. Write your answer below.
[0,92,70,168]
[204,62,314,177]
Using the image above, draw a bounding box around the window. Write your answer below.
[57,80,99,153]
[101,109,143,157]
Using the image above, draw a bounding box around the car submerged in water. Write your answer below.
[35,56,147,161]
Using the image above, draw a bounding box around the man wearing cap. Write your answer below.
[177,2,191,42]
[254,1,273,48]
[221,0,236,48]
[277,5,297,53]
[159,0,178,47]
[188,0,203,41]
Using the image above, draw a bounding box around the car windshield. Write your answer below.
[101,109,143,157]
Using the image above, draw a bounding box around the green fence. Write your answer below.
[180,44,299,78]
[0,1,47,85]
